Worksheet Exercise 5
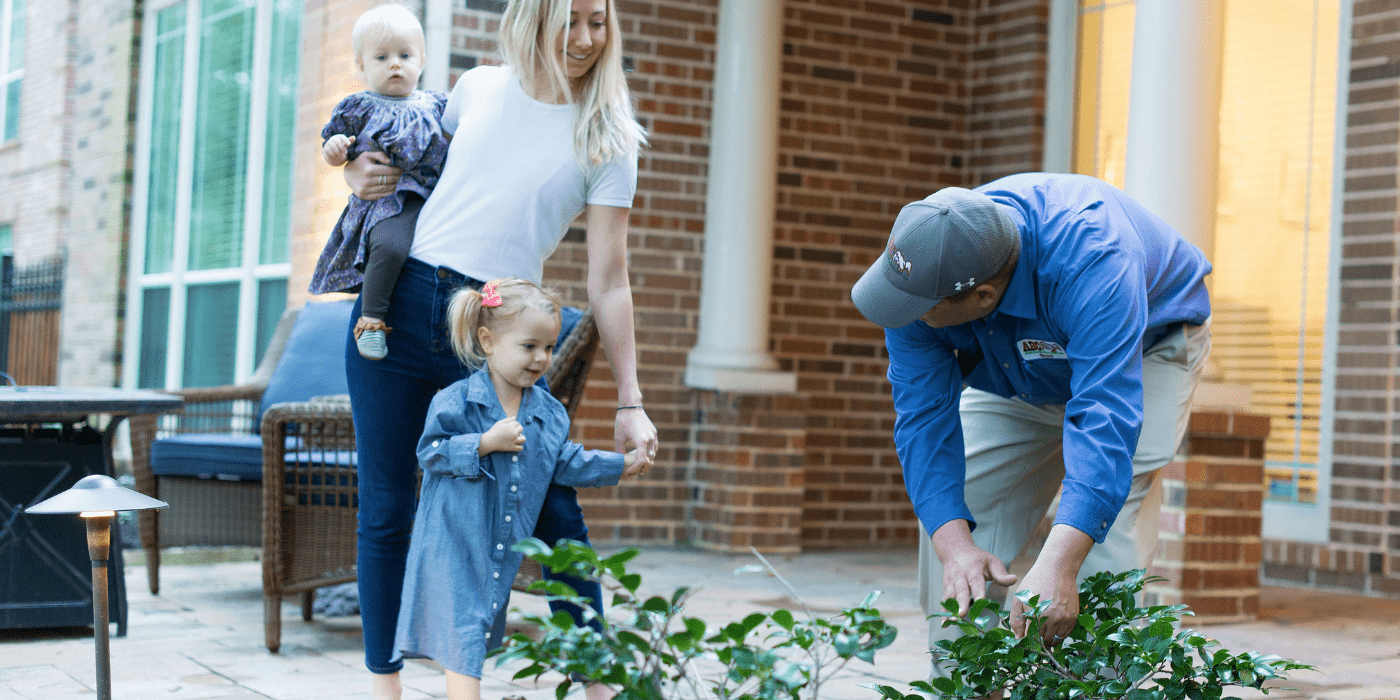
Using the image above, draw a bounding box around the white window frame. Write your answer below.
[123,0,293,390]
[1261,0,1351,543]
[0,0,23,142]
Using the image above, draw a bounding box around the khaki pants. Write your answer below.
[917,319,1211,668]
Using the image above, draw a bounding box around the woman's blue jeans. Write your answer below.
[346,256,604,674]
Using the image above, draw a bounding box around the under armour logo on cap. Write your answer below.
[851,187,1018,328]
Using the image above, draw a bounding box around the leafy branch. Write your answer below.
[866,569,1312,700]
[491,538,898,700]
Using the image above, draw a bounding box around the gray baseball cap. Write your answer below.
[851,187,1018,328]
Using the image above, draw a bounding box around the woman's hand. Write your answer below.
[615,407,658,473]
[343,150,402,201]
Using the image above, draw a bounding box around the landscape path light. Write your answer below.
[25,474,167,700]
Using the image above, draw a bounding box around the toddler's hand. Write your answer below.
[322,134,354,165]
[479,417,525,456]
[621,449,643,479]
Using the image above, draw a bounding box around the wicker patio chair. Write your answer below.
[126,300,349,596]
[259,306,600,652]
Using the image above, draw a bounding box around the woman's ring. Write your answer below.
[378,174,386,186]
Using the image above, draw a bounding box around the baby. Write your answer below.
[308,3,448,361]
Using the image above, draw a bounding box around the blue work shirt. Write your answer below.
[393,366,625,677]
[887,173,1210,543]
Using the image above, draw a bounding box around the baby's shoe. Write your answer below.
[353,317,392,360]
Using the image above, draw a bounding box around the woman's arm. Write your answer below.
[343,150,404,201]
[585,203,658,471]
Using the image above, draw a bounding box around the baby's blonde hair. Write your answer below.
[448,277,563,369]
[352,3,425,58]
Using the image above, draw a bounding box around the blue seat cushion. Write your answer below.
[151,433,357,482]
[258,300,354,421]
[150,433,264,481]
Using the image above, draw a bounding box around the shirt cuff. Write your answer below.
[1053,486,1117,543]
[442,433,487,477]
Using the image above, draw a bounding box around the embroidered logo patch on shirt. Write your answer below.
[1018,339,1068,361]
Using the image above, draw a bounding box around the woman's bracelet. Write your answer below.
[617,405,644,411]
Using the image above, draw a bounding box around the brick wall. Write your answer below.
[1258,0,1400,597]
[420,0,1051,550]
[1148,411,1268,624]
[0,0,132,387]
[59,0,141,387]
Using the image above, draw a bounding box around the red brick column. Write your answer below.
[1147,410,1268,623]
[687,391,807,553]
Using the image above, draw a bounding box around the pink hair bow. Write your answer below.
[480,280,503,308]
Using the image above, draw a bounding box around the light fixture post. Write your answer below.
[84,513,114,700]
[25,475,165,700]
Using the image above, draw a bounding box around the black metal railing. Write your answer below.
[0,254,65,384]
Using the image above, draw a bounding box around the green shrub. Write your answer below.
[867,569,1311,700]
[492,538,898,700]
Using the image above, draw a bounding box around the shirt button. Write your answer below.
[510,485,517,492]
[1002,363,1009,368]
[505,515,512,522]
[987,330,994,336]
[431,440,440,448]
[1021,393,1028,398]
[496,543,503,550]
[1102,521,1109,529]
[492,602,499,609]
[512,455,518,462]
[493,571,500,579]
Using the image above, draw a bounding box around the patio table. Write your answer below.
[0,386,183,636]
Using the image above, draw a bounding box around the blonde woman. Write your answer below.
[340,1,653,698]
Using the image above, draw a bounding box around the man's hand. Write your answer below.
[322,134,354,166]
[479,417,525,456]
[343,150,402,201]
[1008,524,1094,647]
[931,519,1018,618]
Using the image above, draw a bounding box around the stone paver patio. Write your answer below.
[2,547,1399,699]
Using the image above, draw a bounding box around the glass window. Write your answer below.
[1074,0,1340,507]
[0,0,23,142]
[183,282,240,387]
[128,0,299,390]
[255,278,287,368]
[144,4,186,276]
[138,287,171,389]
[0,223,10,254]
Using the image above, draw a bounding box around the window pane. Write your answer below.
[1215,0,1338,504]
[0,223,10,254]
[182,282,239,387]
[1073,0,1134,185]
[259,0,301,265]
[255,278,287,369]
[8,0,21,70]
[3,79,17,141]
[187,0,254,271]
[1075,0,1339,506]
[144,3,187,275]
[138,287,171,389]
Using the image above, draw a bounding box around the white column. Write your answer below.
[1123,0,1225,257]
[684,0,794,393]
[1042,0,1078,173]
[421,0,452,93]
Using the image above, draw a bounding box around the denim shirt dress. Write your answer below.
[391,367,625,677]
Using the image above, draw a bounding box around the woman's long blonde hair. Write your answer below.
[447,277,562,369]
[498,0,647,165]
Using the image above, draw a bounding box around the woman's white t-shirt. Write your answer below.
[410,65,638,284]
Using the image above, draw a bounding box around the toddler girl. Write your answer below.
[308,3,449,360]
[393,277,639,700]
